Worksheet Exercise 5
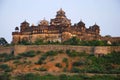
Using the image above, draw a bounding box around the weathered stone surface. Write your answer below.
[0,45,120,56]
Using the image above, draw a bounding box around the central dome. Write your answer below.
[57,8,65,15]
[50,8,71,26]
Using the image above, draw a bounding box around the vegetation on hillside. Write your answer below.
[0,73,119,80]
[0,50,120,80]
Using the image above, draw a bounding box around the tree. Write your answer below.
[34,38,44,45]
[0,37,8,45]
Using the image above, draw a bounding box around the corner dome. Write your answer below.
[15,27,19,30]
[21,20,29,24]
[92,23,100,29]
[77,20,85,26]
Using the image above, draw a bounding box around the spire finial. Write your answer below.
[43,17,46,20]
[95,22,97,25]
[24,19,26,22]
[60,8,62,10]
[80,19,82,22]
[32,23,34,26]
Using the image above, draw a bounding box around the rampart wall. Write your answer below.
[0,45,120,56]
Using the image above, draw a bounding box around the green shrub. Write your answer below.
[34,38,44,45]
[62,37,109,46]
[0,53,8,58]
[0,53,15,62]
[0,64,12,72]
[71,67,80,73]
[62,58,68,63]
[19,39,30,45]
[39,67,47,71]
[66,50,78,57]
[16,73,41,80]
[19,50,35,57]
[0,73,10,80]
[36,55,47,65]
[62,58,68,67]
[59,74,68,80]
[72,61,85,66]
[13,60,21,64]
[55,63,62,68]
[36,51,41,54]
[58,50,64,53]
[63,37,80,45]
[45,50,57,56]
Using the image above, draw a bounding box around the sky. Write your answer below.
[0,0,120,43]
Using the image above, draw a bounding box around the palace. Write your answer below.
[12,9,120,44]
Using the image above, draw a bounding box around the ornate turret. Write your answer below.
[50,8,71,27]
[39,18,49,26]
[20,20,29,32]
[56,8,66,18]
[92,23,100,34]
[77,20,85,26]
[15,27,19,32]
[77,20,86,32]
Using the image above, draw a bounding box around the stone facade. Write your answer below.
[12,8,120,44]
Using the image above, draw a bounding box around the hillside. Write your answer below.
[0,49,120,80]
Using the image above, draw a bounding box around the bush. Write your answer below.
[19,50,35,57]
[16,73,41,80]
[0,53,15,62]
[34,38,44,45]
[45,50,57,56]
[58,50,64,53]
[72,61,85,66]
[71,67,80,73]
[0,73,10,80]
[62,37,108,46]
[66,50,78,57]
[55,63,62,68]
[19,39,30,45]
[39,67,47,71]
[13,60,21,64]
[63,37,80,45]
[62,58,68,67]
[36,50,58,65]
[0,64,12,72]
[59,74,68,80]
[36,55,47,65]
[0,53,8,58]
[36,51,41,54]
[62,58,68,63]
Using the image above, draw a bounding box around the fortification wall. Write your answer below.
[0,46,13,54]
[0,45,120,56]
[14,45,92,55]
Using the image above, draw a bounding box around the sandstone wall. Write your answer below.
[13,45,120,55]
[14,45,92,55]
[0,46,13,54]
[0,45,120,56]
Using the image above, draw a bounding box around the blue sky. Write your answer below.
[0,0,120,43]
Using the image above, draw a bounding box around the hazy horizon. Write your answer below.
[0,0,120,43]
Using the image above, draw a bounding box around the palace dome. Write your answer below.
[15,27,19,30]
[57,8,65,15]
[77,20,85,26]
[40,18,49,26]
